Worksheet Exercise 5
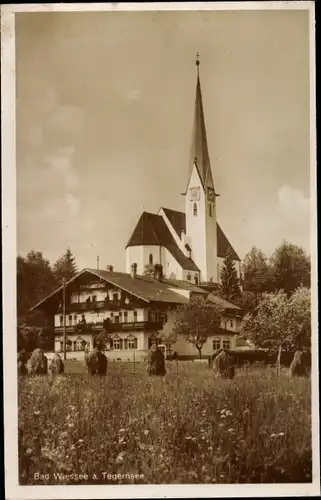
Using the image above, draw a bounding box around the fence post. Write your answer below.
[276,345,282,376]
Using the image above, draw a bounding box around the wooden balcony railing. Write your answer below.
[54,320,163,334]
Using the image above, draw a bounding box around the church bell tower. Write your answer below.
[184,54,220,283]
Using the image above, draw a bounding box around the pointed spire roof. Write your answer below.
[184,55,218,196]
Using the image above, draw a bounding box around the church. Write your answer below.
[29,57,246,360]
[126,56,240,285]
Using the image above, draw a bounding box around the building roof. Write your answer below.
[163,279,208,294]
[184,75,218,196]
[161,207,240,261]
[207,293,242,311]
[29,268,193,312]
[125,211,200,272]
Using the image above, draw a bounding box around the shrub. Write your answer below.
[147,345,166,376]
[27,348,48,376]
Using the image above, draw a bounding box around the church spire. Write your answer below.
[184,54,218,196]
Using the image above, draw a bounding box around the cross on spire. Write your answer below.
[196,52,200,76]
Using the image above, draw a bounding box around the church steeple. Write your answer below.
[184,54,218,196]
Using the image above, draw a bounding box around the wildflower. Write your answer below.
[119,428,126,433]
[68,423,74,428]
[185,436,192,440]
[278,432,285,437]
[270,433,276,438]
[143,430,149,436]
[34,410,40,415]
[228,428,235,433]
[116,451,126,464]
[26,448,33,455]
[78,439,84,444]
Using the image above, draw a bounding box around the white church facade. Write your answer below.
[126,57,240,285]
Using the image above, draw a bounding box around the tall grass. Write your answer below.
[18,361,311,484]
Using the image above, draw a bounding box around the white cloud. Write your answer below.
[277,185,310,222]
[65,193,81,217]
[46,146,79,191]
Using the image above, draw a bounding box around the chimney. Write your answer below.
[181,229,186,245]
[106,265,114,272]
[154,264,163,281]
[130,263,137,279]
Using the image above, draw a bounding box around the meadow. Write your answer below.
[18,360,312,485]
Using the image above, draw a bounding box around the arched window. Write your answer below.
[170,272,176,280]
[193,203,198,216]
[113,336,123,350]
[194,275,199,285]
[187,272,191,281]
[213,338,221,351]
[209,204,212,217]
[149,253,153,265]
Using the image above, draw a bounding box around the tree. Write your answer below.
[242,246,271,293]
[220,247,241,303]
[143,264,155,278]
[52,248,78,282]
[269,241,310,295]
[172,298,223,359]
[17,251,57,321]
[242,287,311,352]
[17,323,53,352]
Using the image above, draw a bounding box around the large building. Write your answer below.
[126,57,240,284]
[30,265,243,361]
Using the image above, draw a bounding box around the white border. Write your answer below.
[1,2,318,499]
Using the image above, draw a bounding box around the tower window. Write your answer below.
[209,204,212,217]
[149,253,153,265]
[193,203,198,216]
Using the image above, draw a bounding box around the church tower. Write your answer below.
[184,55,219,283]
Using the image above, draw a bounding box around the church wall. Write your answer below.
[161,247,184,280]
[185,165,207,281]
[126,246,144,274]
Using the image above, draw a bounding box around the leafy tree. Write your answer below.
[269,241,310,295]
[17,323,53,352]
[172,298,223,359]
[17,251,57,321]
[52,248,78,282]
[242,287,311,352]
[143,264,155,278]
[220,247,241,303]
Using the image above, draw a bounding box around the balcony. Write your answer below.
[54,320,163,334]
[59,300,125,313]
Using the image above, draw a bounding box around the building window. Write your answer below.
[119,311,122,323]
[193,203,198,216]
[230,320,233,328]
[124,311,128,323]
[92,295,97,302]
[160,312,167,325]
[127,336,138,350]
[149,253,153,265]
[81,314,86,323]
[194,275,199,285]
[74,315,78,324]
[223,339,231,350]
[114,315,119,323]
[75,338,85,351]
[68,315,72,326]
[113,293,118,302]
[213,338,221,351]
[209,204,212,217]
[113,337,123,350]
[60,315,63,326]
[150,310,158,323]
[133,311,137,322]
[187,272,191,281]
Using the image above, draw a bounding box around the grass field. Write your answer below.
[18,360,312,485]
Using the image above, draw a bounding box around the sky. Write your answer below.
[15,8,311,271]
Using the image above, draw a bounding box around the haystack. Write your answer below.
[87,348,107,375]
[48,353,64,376]
[27,348,48,376]
[289,350,308,378]
[147,344,166,376]
[212,349,235,379]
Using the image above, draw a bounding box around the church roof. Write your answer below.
[125,212,200,272]
[184,70,218,196]
[161,207,240,261]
